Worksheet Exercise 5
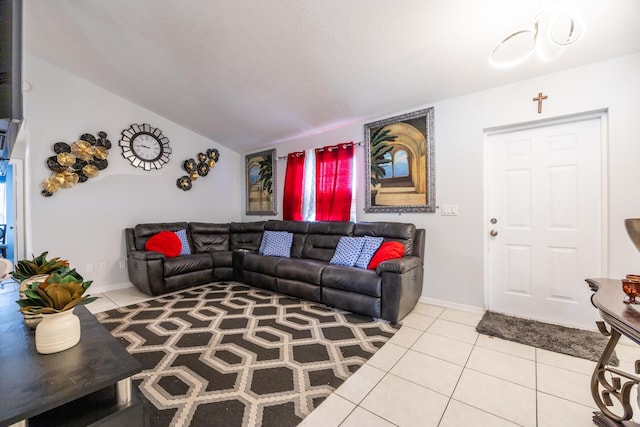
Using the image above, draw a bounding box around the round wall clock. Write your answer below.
[119,123,171,171]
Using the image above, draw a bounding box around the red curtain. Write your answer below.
[282,151,306,220]
[315,142,354,221]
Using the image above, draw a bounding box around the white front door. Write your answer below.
[487,115,604,329]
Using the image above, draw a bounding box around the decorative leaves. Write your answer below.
[41,131,112,197]
[177,148,220,191]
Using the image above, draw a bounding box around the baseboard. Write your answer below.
[419,296,485,314]
[90,281,134,294]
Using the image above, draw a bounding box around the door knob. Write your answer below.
[490,230,498,237]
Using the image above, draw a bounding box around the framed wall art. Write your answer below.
[245,149,277,215]
[364,107,435,213]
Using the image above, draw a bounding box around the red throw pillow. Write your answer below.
[368,241,405,270]
[145,231,181,258]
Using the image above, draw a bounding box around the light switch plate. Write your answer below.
[441,204,458,216]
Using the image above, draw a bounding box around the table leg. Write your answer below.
[591,324,640,425]
[115,377,132,405]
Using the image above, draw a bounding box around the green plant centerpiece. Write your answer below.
[11,251,69,282]
[16,267,97,314]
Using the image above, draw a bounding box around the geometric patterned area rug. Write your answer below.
[96,282,399,427]
[476,310,618,366]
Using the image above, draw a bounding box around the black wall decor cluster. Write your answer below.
[41,132,112,197]
[177,149,220,191]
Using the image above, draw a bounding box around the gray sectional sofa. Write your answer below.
[125,220,425,322]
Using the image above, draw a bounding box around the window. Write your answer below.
[380,149,410,179]
[283,143,356,222]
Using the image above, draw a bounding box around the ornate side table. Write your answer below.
[587,278,640,426]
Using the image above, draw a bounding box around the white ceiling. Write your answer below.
[23,0,640,154]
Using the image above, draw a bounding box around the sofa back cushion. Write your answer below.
[230,221,265,251]
[133,222,190,251]
[264,220,310,258]
[302,221,354,261]
[353,222,416,256]
[189,222,230,252]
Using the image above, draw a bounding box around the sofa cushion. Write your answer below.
[354,236,384,269]
[133,222,189,250]
[230,221,265,250]
[259,231,293,258]
[145,231,181,258]
[243,253,285,276]
[211,251,232,268]
[175,229,192,256]
[330,237,365,267]
[276,258,328,285]
[354,222,416,256]
[322,264,381,297]
[189,222,230,252]
[265,220,310,258]
[302,221,354,261]
[164,252,213,277]
[368,241,405,270]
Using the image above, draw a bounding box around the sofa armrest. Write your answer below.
[380,257,424,323]
[128,250,166,261]
[376,256,422,274]
[126,250,166,296]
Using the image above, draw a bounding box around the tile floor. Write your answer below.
[11,279,638,427]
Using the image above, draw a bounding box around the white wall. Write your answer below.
[243,53,640,309]
[20,54,242,293]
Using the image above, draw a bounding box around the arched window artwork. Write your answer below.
[380,149,410,179]
[393,150,409,177]
[249,165,260,186]
[365,106,435,213]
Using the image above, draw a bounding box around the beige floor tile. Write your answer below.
[390,350,463,396]
[536,348,596,376]
[386,325,423,348]
[537,363,595,408]
[411,332,473,366]
[334,364,386,404]
[452,369,536,427]
[411,302,445,318]
[400,312,436,331]
[439,308,484,327]
[439,399,519,427]
[86,294,118,313]
[299,393,355,427]
[366,342,407,372]
[427,318,479,344]
[339,407,395,427]
[360,375,449,427]
[537,391,596,427]
[475,334,536,360]
[466,346,536,388]
[104,286,154,307]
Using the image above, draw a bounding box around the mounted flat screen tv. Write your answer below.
[0,0,22,168]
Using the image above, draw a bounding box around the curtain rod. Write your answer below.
[276,141,364,160]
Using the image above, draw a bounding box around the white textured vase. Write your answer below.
[35,309,81,354]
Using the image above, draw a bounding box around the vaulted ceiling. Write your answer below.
[23,0,640,153]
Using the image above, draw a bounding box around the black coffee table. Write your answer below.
[0,290,143,427]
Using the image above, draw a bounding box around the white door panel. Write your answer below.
[487,117,603,329]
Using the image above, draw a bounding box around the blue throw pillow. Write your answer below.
[330,237,366,267]
[174,229,192,256]
[354,236,384,269]
[258,231,272,255]
[261,231,293,258]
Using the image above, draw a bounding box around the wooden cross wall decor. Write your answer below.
[532,92,548,114]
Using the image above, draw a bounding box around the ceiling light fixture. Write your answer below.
[490,8,583,68]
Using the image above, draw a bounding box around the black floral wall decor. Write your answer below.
[176,148,220,191]
[41,131,112,197]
